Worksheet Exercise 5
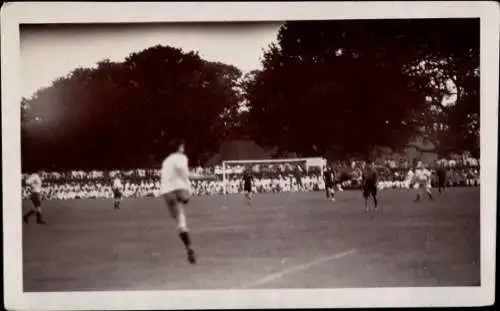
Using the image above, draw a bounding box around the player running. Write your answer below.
[323,165,335,202]
[242,168,254,205]
[159,139,196,264]
[361,161,378,212]
[23,171,47,225]
[112,173,124,209]
[413,161,434,202]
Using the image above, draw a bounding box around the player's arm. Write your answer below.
[176,156,191,179]
[25,175,33,186]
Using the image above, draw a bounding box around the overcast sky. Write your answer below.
[20,23,281,98]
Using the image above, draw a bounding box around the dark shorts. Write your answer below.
[363,185,377,198]
[163,189,191,207]
[30,192,42,207]
[113,189,122,199]
[244,183,252,193]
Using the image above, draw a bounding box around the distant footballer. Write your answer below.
[413,161,434,202]
[323,165,336,202]
[361,161,378,212]
[242,168,254,205]
[112,173,124,209]
[23,171,47,225]
[436,161,447,195]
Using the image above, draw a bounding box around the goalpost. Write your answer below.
[221,157,326,195]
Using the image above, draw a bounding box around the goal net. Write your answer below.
[220,157,326,194]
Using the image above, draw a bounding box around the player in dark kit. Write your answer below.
[362,161,378,212]
[294,164,305,191]
[436,162,447,194]
[112,174,123,209]
[323,166,335,202]
[242,169,254,205]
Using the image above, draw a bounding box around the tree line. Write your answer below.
[21,19,479,171]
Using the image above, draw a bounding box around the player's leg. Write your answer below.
[174,190,196,264]
[245,183,252,202]
[414,183,421,202]
[425,183,433,200]
[163,191,195,263]
[439,178,445,194]
[23,193,37,224]
[244,189,252,205]
[371,186,378,209]
[28,193,46,224]
[363,187,370,212]
[23,208,35,223]
[113,190,121,209]
[328,184,336,202]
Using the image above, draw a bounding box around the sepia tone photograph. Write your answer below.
[3,2,498,310]
[20,17,481,290]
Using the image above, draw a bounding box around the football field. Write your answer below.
[23,187,480,292]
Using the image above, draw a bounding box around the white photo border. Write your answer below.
[2,2,498,310]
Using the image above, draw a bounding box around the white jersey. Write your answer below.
[406,170,414,181]
[26,173,42,193]
[160,152,192,195]
[113,177,123,190]
[414,168,431,183]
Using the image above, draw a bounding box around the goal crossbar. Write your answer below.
[223,158,314,165]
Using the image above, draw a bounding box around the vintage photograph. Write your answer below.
[20,18,481,291]
[3,2,498,309]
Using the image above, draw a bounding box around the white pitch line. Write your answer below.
[193,225,249,234]
[232,248,357,289]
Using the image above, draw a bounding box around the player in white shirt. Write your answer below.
[404,169,414,189]
[159,139,196,264]
[112,174,124,209]
[23,171,47,225]
[412,162,434,202]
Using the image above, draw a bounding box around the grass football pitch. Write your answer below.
[23,187,480,291]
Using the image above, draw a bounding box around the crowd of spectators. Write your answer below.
[22,155,480,201]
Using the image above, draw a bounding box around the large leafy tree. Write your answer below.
[21,45,243,171]
[245,19,479,160]
[404,29,479,157]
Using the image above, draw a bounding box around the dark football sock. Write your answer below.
[24,210,35,219]
[179,231,191,248]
